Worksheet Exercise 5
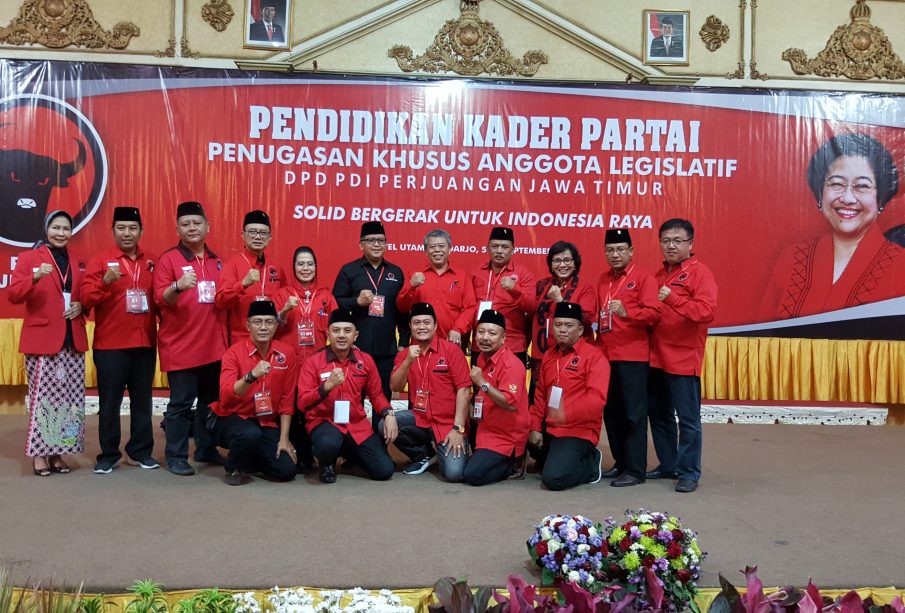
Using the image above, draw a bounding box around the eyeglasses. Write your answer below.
[660,238,691,247]
[248,318,277,328]
[244,230,271,238]
[551,258,574,266]
[361,237,386,246]
[824,180,876,196]
[605,247,630,255]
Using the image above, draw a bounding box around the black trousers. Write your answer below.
[603,361,650,479]
[93,347,156,464]
[287,410,314,469]
[541,436,599,491]
[310,422,394,480]
[372,354,395,431]
[462,448,511,486]
[211,414,295,481]
[163,361,220,463]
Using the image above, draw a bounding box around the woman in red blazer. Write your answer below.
[8,210,88,476]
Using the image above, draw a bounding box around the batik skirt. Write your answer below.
[24,348,86,457]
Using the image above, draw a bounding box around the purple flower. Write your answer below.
[630,526,642,539]
[657,530,673,543]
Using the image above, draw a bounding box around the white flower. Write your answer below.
[577,544,590,554]
[568,571,580,583]
[562,563,570,573]
[548,540,561,553]
[588,527,598,538]
[541,527,553,540]
[566,529,578,541]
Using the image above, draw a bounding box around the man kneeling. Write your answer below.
[209,300,299,485]
[297,308,397,483]
[529,302,610,490]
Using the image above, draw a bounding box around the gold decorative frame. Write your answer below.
[642,10,689,66]
[243,0,291,51]
[782,0,905,80]
[0,0,139,50]
[699,15,729,52]
[202,0,234,32]
[388,1,547,77]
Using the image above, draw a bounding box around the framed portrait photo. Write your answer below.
[642,10,689,65]
[244,0,292,50]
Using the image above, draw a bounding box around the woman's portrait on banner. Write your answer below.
[244,0,292,50]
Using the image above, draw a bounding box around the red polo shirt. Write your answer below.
[472,260,536,353]
[215,249,285,345]
[396,264,476,338]
[212,339,298,428]
[650,256,718,376]
[81,246,157,350]
[595,265,661,362]
[474,346,529,456]
[531,338,609,445]
[153,243,227,372]
[273,283,337,367]
[298,347,391,444]
[392,337,471,442]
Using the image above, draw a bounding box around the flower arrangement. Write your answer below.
[600,510,705,612]
[233,586,414,613]
[527,514,607,593]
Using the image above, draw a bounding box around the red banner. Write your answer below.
[1,61,904,339]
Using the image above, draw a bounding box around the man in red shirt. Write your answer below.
[648,219,718,493]
[388,302,470,481]
[471,227,535,365]
[596,229,661,487]
[297,308,398,484]
[529,302,609,490]
[81,206,159,474]
[215,210,285,345]
[153,201,227,476]
[209,301,298,485]
[397,229,476,349]
[462,309,529,486]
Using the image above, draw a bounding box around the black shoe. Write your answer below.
[195,452,226,466]
[507,453,528,480]
[675,478,698,493]
[601,466,621,479]
[611,473,645,487]
[587,448,603,484]
[93,459,117,475]
[646,467,679,480]
[168,460,196,476]
[127,456,161,470]
[319,464,337,484]
[224,470,252,486]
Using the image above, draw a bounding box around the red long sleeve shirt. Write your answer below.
[215,249,285,345]
[595,265,661,362]
[531,276,596,358]
[650,256,718,376]
[472,260,536,354]
[273,283,337,367]
[474,346,529,456]
[211,339,298,428]
[531,338,609,445]
[297,347,391,444]
[80,246,157,350]
[396,264,477,338]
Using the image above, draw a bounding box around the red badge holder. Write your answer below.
[126,288,149,313]
[297,320,315,346]
[368,294,386,317]
[413,389,429,411]
[254,391,273,417]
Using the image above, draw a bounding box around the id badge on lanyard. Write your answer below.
[471,394,484,420]
[297,319,315,346]
[62,292,72,312]
[477,300,493,320]
[334,400,351,424]
[598,308,612,333]
[413,389,429,411]
[254,391,273,417]
[197,280,216,303]
[368,294,386,317]
[126,288,149,313]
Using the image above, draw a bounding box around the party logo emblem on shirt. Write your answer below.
[678,272,689,281]
[267,265,279,281]
[437,357,447,366]
[508,384,518,393]
[626,281,636,290]
[387,272,397,282]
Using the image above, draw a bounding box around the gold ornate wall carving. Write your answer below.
[782,0,905,80]
[0,0,139,49]
[388,0,548,77]
[699,15,729,52]
[202,0,233,32]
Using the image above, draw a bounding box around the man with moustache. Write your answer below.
[153,201,227,476]
[209,301,298,486]
[471,227,535,366]
[647,219,718,493]
[529,302,609,491]
[297,308,398,483]
[596,229,661,487]
[216,210,285,345]
[462,309,529,486]
[396,229,476,349]
[333,221,406,407]
[388,302,471,481]
[81,206,159,474]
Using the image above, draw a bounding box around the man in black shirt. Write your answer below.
[332,221,406,422]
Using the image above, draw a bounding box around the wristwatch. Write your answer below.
[480,382,491,393]
[384,408,396,418]
[171,281,183,294]
[452,424,466,434]
[244,372,258,384]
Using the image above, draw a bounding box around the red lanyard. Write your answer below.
[365,266,384,292]
[44,246,69,289]
[294,286,315,320]
[120,255,141,289]
[242,253,266,296]
[194,254,207,280]
[606,265,634,302]
[413,348,436,394]
[330,359,352,400]
[485,266,507,301]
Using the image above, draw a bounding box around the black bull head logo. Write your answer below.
[0,139,87,243]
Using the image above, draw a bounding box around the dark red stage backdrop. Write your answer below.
[2,61,904,338]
